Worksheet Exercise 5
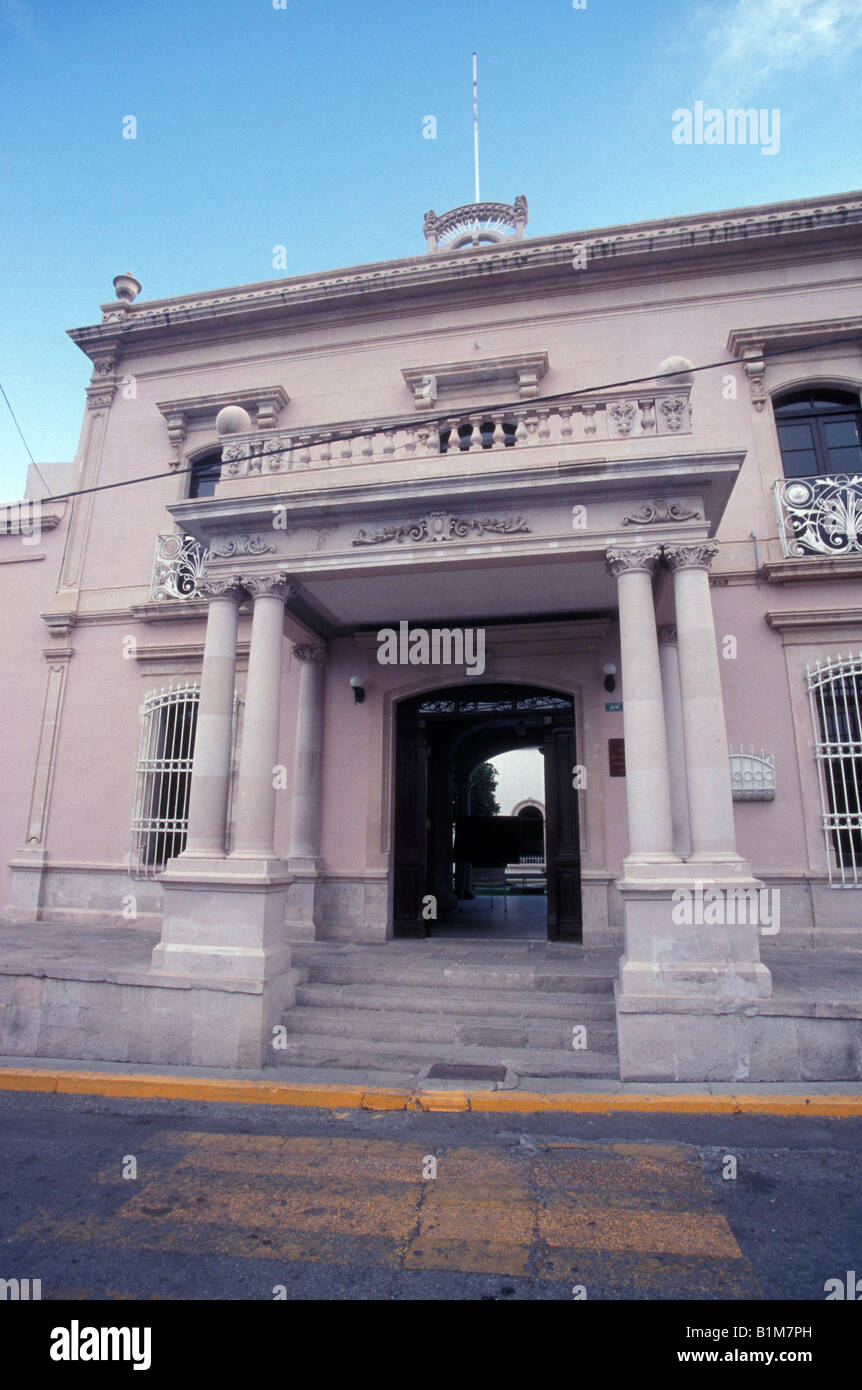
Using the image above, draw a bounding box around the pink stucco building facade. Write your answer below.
[1,190,860,1080]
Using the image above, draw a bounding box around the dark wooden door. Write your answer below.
[544,723,582,941]
[393,717,429,937]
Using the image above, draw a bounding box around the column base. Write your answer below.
[154,861,294,982]
[285,867,324,942]
[4,848,47,922]
[616,877,773,1003]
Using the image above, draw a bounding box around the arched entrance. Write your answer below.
[393,683,581,941]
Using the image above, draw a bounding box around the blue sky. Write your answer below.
[1,0,860,495]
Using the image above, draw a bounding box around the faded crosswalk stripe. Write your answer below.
[14,1133,761,1296]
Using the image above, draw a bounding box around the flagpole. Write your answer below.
[472,52,480,203]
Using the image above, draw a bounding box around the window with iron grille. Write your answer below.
[807,653,862,888]
[129,685,241,879]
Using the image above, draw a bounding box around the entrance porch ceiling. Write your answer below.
[167,452,743,635]
[297,554,619,631]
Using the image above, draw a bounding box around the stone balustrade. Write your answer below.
[219,388,692,479]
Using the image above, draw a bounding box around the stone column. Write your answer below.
[287,645,327,869]
[182,577,243,858]
[657,624,692,858]
[663,542,741,865]
[231,574,293,861]
[605,545,677,869]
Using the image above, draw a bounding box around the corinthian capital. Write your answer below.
[663,541,719,573]
[241,573,295,601]
[200,575,244,602]
[292,644,328,663]
[605,544,663,579]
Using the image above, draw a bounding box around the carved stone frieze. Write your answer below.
[622,500,702,526]
[71,197,861,349]
[657,624,679,645]
[352,511,531,546]
[208,534,276,559]
[605,544,663,578]
[663,541,719,572]
[223,435,290,475]
[657,396,689,431]
[608,401,637,436]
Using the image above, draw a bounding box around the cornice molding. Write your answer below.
[156,385,289,463]
[67,193,862,356]
[761,556,862,584]
[401,352,549,407]
[727,316,862,358]
[766,607,862,631]
[766,607,862,645]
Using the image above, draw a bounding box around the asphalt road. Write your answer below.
[0,1090,859,1302]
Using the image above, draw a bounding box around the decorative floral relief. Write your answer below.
[622,500,702,526]
[608,401,637,436]
[208,534,275,559]
[352,510,531,547]
[657,396,688,431]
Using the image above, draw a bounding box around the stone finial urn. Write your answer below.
[112,273,142,303]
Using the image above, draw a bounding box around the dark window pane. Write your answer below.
[823,418,862,447]
[777,423,815,450]
[189,453,222,499]
[826,446,862,472]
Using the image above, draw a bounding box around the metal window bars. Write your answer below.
[806,653,862,888]
[129,684,242,880]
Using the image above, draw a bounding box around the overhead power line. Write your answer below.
[0,378,52,497]
[29,334,857,507]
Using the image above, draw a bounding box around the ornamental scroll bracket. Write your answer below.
[352,510,531,547]
[621,500,703,526]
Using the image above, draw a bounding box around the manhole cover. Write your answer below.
[426,1063,507,1082]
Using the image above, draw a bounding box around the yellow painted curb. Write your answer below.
[0,1069,861,1116]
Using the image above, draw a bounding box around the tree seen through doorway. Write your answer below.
[469,762,500,817]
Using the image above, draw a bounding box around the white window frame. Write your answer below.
[807,652,862,888]
[129,684,242,879]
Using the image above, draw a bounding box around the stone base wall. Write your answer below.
[616,994,862,1081]
[0,967,296,1069]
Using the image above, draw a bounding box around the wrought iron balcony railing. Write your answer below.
[150,533,208,600]
[774,474,862,558]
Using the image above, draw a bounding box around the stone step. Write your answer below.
[271,1034,620,1079]
[297,957,615,995]
[284,1003,618,1052]
[294,980,615,1020]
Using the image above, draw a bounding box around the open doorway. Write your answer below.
[392,683,582,941]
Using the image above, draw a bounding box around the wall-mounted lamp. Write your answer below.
[603,663,617,694]
[350,675,365,704]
